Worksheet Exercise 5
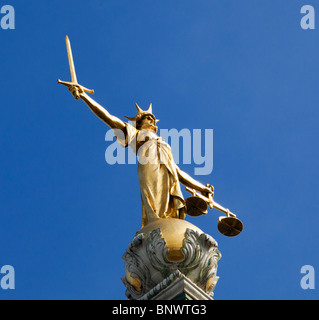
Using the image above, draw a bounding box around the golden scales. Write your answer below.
[185,185,243,237]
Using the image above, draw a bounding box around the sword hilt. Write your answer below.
[57,79,95,98]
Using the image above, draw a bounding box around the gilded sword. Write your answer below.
[57,35,94,100]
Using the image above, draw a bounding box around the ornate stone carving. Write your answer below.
[122,227,221,300]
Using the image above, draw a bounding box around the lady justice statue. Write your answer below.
[58,36,242,237]
[58,36,243,299]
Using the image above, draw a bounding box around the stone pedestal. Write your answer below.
[122,218,221,300]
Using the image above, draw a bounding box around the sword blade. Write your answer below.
[65,35,78,84]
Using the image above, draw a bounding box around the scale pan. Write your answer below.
[185,196,208,217]
[218,216,243,237]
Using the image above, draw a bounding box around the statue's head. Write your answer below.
[125,103,159,132]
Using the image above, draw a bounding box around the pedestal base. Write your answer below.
[122,218,221,300]
[140,270,213,300]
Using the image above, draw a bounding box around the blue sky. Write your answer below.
[0,0,318,300]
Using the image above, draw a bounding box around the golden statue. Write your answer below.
[58,36,243,237]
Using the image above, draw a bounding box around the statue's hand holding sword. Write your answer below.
[57,36,94,100]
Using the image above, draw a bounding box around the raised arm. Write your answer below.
[69,84,125,131]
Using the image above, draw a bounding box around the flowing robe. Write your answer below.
[114,123,185,227]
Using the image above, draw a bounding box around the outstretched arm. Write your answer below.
[176,166,213,196]
[69,85,125,131]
